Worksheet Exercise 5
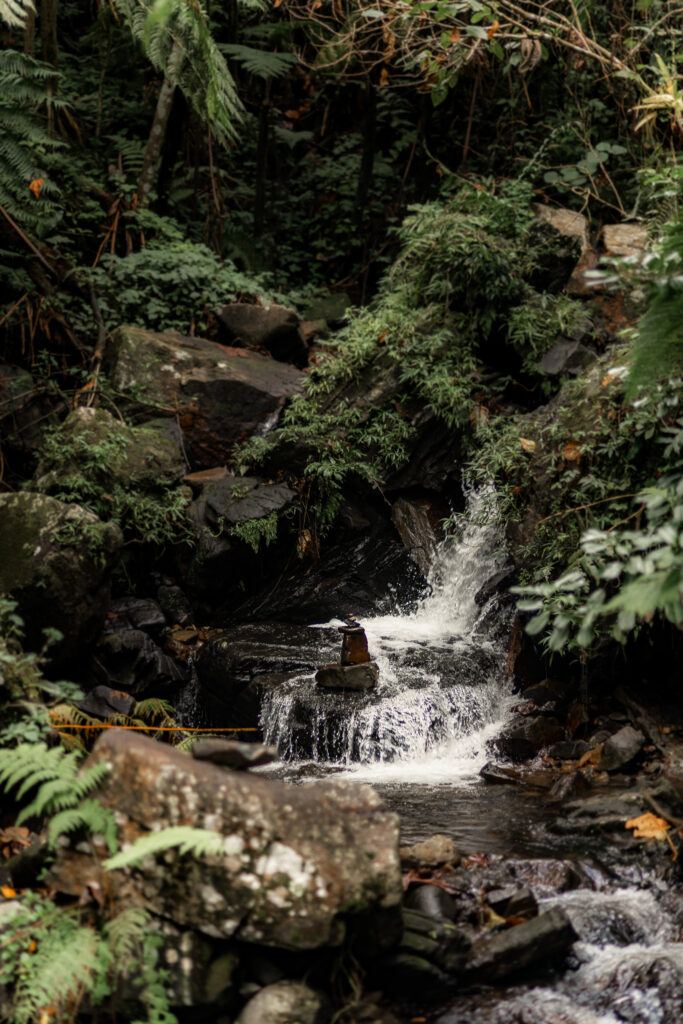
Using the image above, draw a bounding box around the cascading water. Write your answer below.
[260,488,516,778]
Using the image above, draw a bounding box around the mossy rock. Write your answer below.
[0,492,123,669]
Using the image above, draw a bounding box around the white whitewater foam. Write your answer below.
[260,487,516,777]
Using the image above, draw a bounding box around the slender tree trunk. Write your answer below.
[24,6,36,55]
[355,80,377,228]
[137,41,183,208]
[40,0,58,133]
[253,77,271,237]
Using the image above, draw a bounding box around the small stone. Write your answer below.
[400,834,460,868]
[191,739,278,770]
[486,885,537,919]
[480,762,521,784]
[467,907,578,981]
[77,685,135,720]
[339,625,371,665]
[315,661,378,691]
[548,740,592,760]
[405,884,458,922]
[598,725,645,772]
[236,981,327,1024]
[549,770,592,802]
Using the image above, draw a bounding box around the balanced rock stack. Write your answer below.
[315,618,379,691]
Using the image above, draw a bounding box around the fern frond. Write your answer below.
[133,697,177,722]
[0,0,34,29]
[0,742,78,798]
[220,43,297,79]
[105,907,151,959]
[104,826,228,871]
[112,0,242,144]
[13,923,98,1024]
[48,798,118,852]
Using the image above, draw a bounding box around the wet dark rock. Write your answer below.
[391,496,439,577]
[467,907,578,981]
[49,730,402,948]
[373,952,455,1000]
[216,303,309,368]
[496,716,565,762]
[473,568,516,608]
[91,628,186,697]
[508,858,585,895]
[315,662,378,691]
[486,885,537,919]
[191,738,278,770]
[236,981,328,1024]
[106,596,167,636]
[548,770,592,802]
[598,725,645,772]
[77,684,135,719]
[339,624,371,665]
[538,339,596,376]
[400,834,460,869]
[180,476,296,605]
[402,908,471,973]
[551,792,647,836]
[240,532,427,624]
[105,326,302,467]
[480,762,523,784]
[155,920,238,1008]
[0,492,123,669]
[195,623,338,728]
[157,583,193,626]
[405,884,459,923]
[548,740,591,759]
[522,679,571,707]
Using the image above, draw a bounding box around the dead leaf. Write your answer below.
[625,812,670,841]
[578,745,602,767]
[29,177,44,199]
[450,28,460,44]
[562,440,581,462]
[379,67,390,87]
[1,885,17,898]
[487,20,500,39]
[519,438,536,452]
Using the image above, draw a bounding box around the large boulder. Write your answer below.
[0,492,122,667]
[105,326,303,466]
[49,730,402,949]
[35,407,187,493]
[179,475,296,607]
[216,302,309,368]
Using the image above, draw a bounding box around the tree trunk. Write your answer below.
[40,0,59,133]
[24,6,36,55]
[137,41,184,208]
[355,80,377,228]
[253,77,271,237]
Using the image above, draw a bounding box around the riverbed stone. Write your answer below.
[315,661,379,691]
[400,834,460,868]
[77,684,135,720]
[467,907,578,980]
[90,628,186,696]
[0,492,123,668]
[236,981,327,1024]
[49,730,402,949]
[191,738,278,770]
[496,716,565,762]
[105,326,303,466]
[598,725,645,772]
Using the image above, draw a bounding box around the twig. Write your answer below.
[0,204,58,276]
[536,492,640,524]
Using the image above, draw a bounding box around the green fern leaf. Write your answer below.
[104,826,228,871]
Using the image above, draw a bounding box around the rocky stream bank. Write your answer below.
[1,210,683,1023]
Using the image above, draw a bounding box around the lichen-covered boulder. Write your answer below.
[35,406,187,494]
[0,492,123,667]
[216,302,309,368]
[236,981,328,1024]
[49,730,402,949]
[105,327,303,466]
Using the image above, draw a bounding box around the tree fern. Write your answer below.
[112,0,242,144]
[220,43,297,80]
[104,825,229,871]
[0,0,33,29]
[0,49,63,235]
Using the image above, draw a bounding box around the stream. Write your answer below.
[250,489,683,1023]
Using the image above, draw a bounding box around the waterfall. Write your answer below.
[259,488,516,777]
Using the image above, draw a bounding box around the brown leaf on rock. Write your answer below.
[519,438,536,452]
[625,812,670,841]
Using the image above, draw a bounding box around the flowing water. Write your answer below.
[255,488,683,1023]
